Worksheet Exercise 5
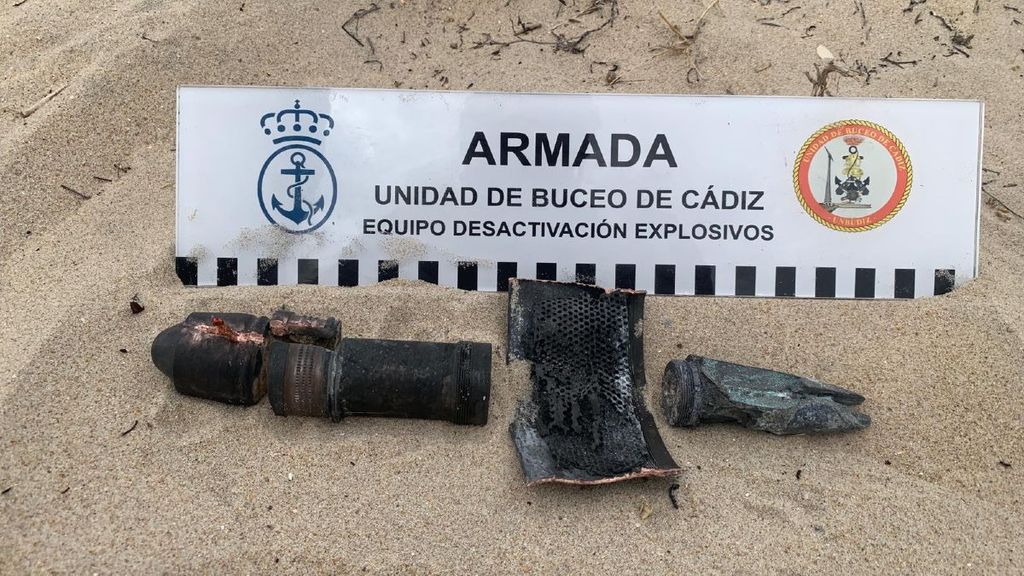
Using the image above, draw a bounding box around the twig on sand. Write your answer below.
[513,15,542,36]
[881,51,919,68]
[19,84,67,118]
[658,0,718,46]
[805,61,854,96]
[594,62,645,88]
[928,9,974,56]
[472,0,618,56]
[668,483,681,509]
[120,420,139,437]
[695,0,721,25]
[654,1,718,83]
[553,0,619,53]
[342,3,380,47]
[984,190,1024,221]
[60,184,92,200]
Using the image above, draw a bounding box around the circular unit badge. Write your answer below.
[794,120,912,232]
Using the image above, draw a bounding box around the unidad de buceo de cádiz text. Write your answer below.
[364,185,775,241]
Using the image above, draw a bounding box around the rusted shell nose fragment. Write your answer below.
[150,313,269,405]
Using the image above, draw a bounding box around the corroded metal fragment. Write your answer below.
[662,356,871,435]
[508,279,681,485]
[269,309,340,348]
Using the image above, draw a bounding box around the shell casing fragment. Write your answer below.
[151,310,491,426]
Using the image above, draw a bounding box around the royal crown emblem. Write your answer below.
[257,100,338,234]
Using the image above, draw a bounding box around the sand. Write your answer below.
[1,0,1022,573]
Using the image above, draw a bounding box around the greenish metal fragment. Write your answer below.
[662,356,870,435]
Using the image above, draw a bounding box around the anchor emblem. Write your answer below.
[271,152,326,226]
[257,100,338,234]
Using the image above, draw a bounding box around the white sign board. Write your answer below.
[176,86,982,298]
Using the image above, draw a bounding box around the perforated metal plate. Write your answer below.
[508,279,681,485]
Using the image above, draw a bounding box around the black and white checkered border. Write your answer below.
[175,257,958,298]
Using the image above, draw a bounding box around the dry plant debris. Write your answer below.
[654,0,720,84]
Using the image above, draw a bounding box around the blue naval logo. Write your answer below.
[257,100,338,234]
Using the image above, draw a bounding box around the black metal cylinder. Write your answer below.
[337,338,492,425]
[265,338,492,425]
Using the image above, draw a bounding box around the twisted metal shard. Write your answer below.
[661,355,871,435]
[508,279,681,485]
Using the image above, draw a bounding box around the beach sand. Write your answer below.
[1,0,1022,573]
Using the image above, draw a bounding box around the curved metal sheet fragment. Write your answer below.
[507,279,681,485]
